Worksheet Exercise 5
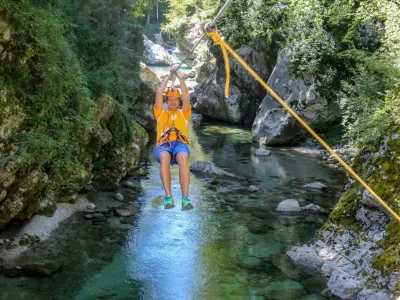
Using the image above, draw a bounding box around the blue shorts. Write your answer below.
[155,141,190,165]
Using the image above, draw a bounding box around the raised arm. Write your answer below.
[155,75,170,111]
[176,71,190,113]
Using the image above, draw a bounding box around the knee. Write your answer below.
[175,152,188,165]
[159,152,171,163]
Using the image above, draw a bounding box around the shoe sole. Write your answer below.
[164,204,175,209]
[182,204,194,211]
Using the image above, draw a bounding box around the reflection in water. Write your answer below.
[0,118,344,300]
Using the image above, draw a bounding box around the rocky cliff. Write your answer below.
[0,3,151,229]
[288,130,400,298]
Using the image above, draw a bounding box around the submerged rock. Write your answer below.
[114,209,132,217]
[302,204,326,214]
[86,203,96,210]
[2,261,62,277]
[112,193,124,201]
[190,161,241,179]
[276,199,302,213]
[255,148,271,156]
[19,233,40,246]
[302,182,327,190]
[264,280,307,299]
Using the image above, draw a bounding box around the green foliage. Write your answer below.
[108,102,134,147]
[64,0,143,103]
[0,0,146,195]
[161,0,190,37]
[338,61,399,143]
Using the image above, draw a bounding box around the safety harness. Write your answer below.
[157,127,189,147]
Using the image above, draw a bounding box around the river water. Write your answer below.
[0,117,345,300]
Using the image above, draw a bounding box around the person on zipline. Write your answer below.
[153,66,193,210]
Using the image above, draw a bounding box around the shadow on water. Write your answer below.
[0,117,345,300]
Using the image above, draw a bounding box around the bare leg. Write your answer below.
[175,152,190,197]
[159,152,172,196]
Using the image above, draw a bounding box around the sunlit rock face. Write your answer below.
[252,47,341,145]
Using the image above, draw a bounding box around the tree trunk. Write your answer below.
[146,14,150,27]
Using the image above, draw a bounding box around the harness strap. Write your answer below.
[157,127,189,147]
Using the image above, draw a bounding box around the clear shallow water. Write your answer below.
[0,118,345,300]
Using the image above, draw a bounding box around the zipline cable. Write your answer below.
[169,0,233,77]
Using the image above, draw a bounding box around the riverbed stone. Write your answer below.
[247,185,260,192]
[276,199,301,213]
[86,203,96,210]
[115,209,132,217]
[255,148,271,156]
[301,204,326,214]
[112,193,124,201]
[19,233,40,246]
[271,253,302,281]
[236,254,265,271]
[264,280,307,299]
[302,182,327,190]
[299,294,324,300]
[2,261,62,277]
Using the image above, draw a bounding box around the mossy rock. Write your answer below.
[328,186,359,220]
[19,233,40,246]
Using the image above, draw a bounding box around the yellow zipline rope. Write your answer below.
[205,25,400,223]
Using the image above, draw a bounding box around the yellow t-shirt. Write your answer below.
[153,106,192,142]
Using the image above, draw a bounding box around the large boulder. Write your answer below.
[192,46,216,84]
[229,42,276,99]
[192,40,276,124]
[193,77,250,123]
[139,62,160,86]
[252,47,341,145]
[143,35,180,66]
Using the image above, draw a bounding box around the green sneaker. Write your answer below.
[164,196,175,209]
[182,197,194,210]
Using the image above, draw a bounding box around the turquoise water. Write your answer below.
[0,118,345,299]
